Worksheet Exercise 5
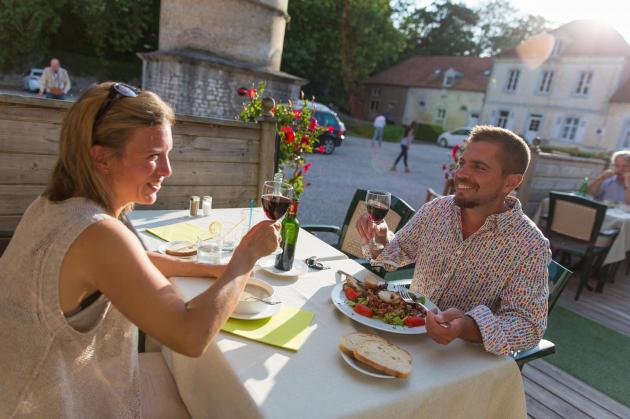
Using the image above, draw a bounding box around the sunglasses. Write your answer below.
[92,82,139,130]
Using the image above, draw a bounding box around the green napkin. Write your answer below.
[222,306,315,351]
[145,222,207,243]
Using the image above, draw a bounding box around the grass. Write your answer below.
[543,306,630,406]
[345,119,404,142]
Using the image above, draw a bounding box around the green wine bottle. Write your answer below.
[578,177,589,196]
[275,200,299,271]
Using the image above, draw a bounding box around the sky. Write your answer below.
[414,0,630,42]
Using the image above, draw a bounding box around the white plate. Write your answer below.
[158,241,196,260]
[258,258,309,277]
[230,302,281,320]
[339,351,395,379]
[330,282,436,335]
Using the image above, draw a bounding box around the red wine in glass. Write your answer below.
[364,190,391,252]
[261,194,291,221]
[367,200,389,222]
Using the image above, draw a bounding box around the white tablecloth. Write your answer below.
[533,198,630,265]
[129,209,527,419]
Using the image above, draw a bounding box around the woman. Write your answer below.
[0,82,279,417]
[391,121,416,173]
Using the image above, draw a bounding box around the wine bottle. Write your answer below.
[275,200,299,271]
[578,177,589,196]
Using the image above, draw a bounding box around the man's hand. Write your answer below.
[599,169,615,180]
[425,308,465,345]
[355,213,389,245]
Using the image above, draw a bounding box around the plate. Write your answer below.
[158,241,196,260]
[229,302,281,320]
[330,282,436,335]
[339,351,394,379]
[258,258,309,277]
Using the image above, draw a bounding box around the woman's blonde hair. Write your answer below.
[43,82,175,214]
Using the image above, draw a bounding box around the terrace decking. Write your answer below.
[523,265,630,418]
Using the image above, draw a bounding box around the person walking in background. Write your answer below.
[37,58,71,100]
[391,121,416,173]
[371,114,386,147]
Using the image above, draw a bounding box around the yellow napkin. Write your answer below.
[222,306,315,352]
[145,222,207,243]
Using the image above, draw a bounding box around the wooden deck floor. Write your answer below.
[523,264,630,418]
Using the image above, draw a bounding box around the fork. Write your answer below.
[396,285,450,328]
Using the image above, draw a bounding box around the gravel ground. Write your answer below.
[297,135,451,229]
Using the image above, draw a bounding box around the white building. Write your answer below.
[480,20,630,150]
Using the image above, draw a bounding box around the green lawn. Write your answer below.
[543,306,630,407]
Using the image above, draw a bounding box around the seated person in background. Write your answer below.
[0,82,279,417]
[588,150,630,204]
[356,126,550,356]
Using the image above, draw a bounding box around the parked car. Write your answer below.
[294,100,345,155]
[436,128,472,148]
[22,68,43,92]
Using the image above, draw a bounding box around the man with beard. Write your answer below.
[356,126,550,355]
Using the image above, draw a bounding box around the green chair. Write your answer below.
[511,259,572,370]
[302,189,415,260]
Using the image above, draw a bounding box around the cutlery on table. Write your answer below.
[395,285,450,328]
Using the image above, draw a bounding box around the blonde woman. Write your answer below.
[0,82,279,417]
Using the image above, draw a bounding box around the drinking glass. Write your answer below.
[197,234,222,264]
[260,180,293,257]
[363,190,391,252]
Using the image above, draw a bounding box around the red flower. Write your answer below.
[451,145,460,159]
[300,134,310,145]
[247,88,257,98]
[237,87,247,96]
[304,162,312,173]
[317,145,325,153]
[293,109,302,120]
[309,117,318,133]
[280,125,295,143]
[327,125,334,134]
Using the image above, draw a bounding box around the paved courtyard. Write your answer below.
[298,135,451,228]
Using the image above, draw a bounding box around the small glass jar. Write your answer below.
[202,196,213,216]
[189,196,200,216]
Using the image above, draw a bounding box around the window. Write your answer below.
[538,70,554,94]
[528,118,541,132]
[575,71,593,96]
[505,69,520,92]
[371,87,381,97]
[497,110,510,128]
[369,100,379,112]
[444,75,455,87]
[561,117,580,141]
[434,108,446,124]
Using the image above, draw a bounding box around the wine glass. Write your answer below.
[260,180,293,256]
[363,190,391,252]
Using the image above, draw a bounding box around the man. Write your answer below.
[357,126,550,355]
[588,150,630,204]
[371,114,386,147]
[37,58,71,100]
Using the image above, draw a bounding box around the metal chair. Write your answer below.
[511,260,572,369]
[545,191,619,300]
[424,188,442,204]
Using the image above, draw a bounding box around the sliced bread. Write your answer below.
[338,332,386,356]
[165,241,197,257]
[353,340,412,379]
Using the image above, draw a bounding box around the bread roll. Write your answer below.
[165,241,197,257]
[353,340,412,379]
[338,332,386,356]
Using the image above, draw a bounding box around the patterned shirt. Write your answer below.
[374,195,551,355]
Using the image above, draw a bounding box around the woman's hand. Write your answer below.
[236,220,281,261]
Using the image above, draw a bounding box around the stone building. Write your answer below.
[139,0,305,119]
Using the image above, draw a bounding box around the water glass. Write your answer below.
[197,234,222,264]
[202,196,213,216]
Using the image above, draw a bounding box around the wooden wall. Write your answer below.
[0,94,277,231]
[518,150,608,216]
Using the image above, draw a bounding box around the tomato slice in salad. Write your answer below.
[344,287,358,301]
[404,316,425,327]
[353,303,374,318]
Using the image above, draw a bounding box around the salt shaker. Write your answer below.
[189,196,200,216]
[202,195,213,216]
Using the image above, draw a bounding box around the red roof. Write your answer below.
[498,20,630,58]
[366,56,492,92]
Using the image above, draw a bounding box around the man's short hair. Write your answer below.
[468,126,531,175]
[611,150,630,163]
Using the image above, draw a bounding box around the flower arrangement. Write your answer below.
[237,83,325,199]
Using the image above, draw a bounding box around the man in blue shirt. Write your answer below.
[588,150,630,204]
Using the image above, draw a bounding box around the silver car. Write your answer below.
[22,68,43,92]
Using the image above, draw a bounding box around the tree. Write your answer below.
[398,0,481,57]
[475,0,549,55]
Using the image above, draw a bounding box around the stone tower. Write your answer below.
[138,0,304,119]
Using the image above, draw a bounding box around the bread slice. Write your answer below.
[353,340,412,379]
[338,333,386,356]
[165,241,197,257]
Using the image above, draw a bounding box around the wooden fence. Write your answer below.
[0,94,277,231]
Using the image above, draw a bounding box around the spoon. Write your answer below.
[244,296,281,305]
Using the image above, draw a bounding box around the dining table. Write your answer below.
[532,197,630,265]
[128,208,527,419]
